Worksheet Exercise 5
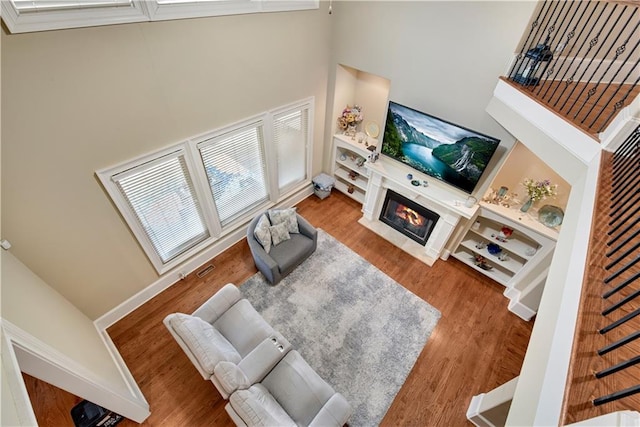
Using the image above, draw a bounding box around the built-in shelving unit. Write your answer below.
[451,203,557,288]
[331,133,374,204]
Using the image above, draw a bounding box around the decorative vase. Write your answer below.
[345,123,357,137]
[520,198,534,212]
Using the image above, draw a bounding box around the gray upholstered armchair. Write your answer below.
[246,210,317,285]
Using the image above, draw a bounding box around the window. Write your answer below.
[98,147,213,273]
[1,0,149,33]
[1,0,318,33]
[198,121,270,227]
[272,103,311,193]
[97,97,313,274]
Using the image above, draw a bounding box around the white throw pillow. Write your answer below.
[170,313,241,374]
[253,214,272,253]
[269,222,291,247]
[268,208,299,234]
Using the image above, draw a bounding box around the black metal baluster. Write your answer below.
[534,0,572,96]
[594,384,640,406]
[580,18,640,126]
[595,355,640,379]
[598,330,640,356]
[567,4,623,117]
[553,1,603,107]
[603,254,640,284]
[599,306,640,334]
[576,10,638,125]
[611,168,640,203]
[607,228,640,255]
[612,150,639,186]
[602,285,640,315]
[613,143,640,172]
[613,128,640,166]
[559,2,614,111]
[610,189,640,218]
[608,196,640,227]
[540,0,585,100]
[608,217,639,244]
[605,241,640,271]
[596,72,640,132]
[609,189,640,218]
[602,270,640,300]
[595,121,640,409]
[509,1,552,80]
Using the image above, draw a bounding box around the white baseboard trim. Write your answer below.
[507,291,538,321]
[467,393,494,427]
[94,187,313,331]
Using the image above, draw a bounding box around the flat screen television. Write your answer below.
[381,101,500,194]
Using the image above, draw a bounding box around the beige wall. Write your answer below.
[491,141,571,210]
[2,2,538,320]
[1,9,331,319]
[1,250,132,397]
[326,1,539,196]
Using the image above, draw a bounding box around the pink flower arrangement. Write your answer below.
[337,105,363,131]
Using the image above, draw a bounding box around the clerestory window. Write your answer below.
[2,0,319,33]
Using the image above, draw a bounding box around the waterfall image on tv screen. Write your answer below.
[381,101,500,194]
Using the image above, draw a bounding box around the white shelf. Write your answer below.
[335,150,369,176]
[458,238,524,274]
[334,167,368,191]
[452,205,556,289]
[451,247,512,287]
[467,223,538,260]
[334,179,365,204]
[331,134,373,205]
[479,201,560,241]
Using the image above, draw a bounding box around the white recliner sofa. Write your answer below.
[164,283,289,398]
[164,283,352,427]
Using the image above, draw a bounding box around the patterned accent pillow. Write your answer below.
[268,208,299,234]
[253,214,272,253]
[269,222,291,247]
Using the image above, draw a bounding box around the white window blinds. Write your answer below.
[113,151,210,264]
[198,123,270,226]
[98,97,313,274]
[272,105,310,192]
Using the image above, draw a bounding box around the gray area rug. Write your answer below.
[240,229,441,426]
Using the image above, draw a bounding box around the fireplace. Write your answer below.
[379,190,440,246]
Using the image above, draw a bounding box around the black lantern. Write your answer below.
[514,37,553,86]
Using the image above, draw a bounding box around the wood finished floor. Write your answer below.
[26,191,534,426]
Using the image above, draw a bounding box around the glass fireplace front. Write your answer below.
[379,190,440,246]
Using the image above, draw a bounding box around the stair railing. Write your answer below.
[507,1,640,136]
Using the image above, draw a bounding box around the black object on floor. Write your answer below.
[71,400,123,427]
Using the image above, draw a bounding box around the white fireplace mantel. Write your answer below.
[358,158,479,266]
